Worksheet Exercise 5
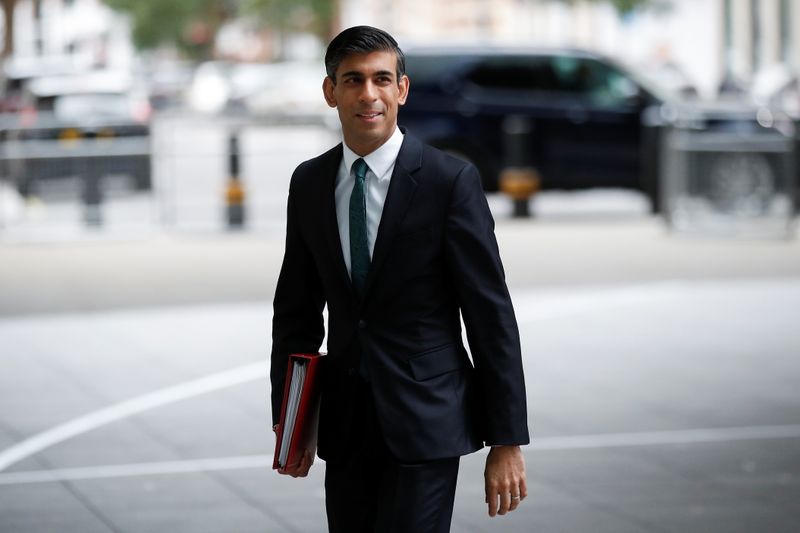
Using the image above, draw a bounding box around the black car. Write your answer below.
[399,47,794,213]
[1,76,152,198]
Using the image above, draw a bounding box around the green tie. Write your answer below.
[349,158,370,297]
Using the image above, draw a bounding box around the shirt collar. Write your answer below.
[342,127,404,182]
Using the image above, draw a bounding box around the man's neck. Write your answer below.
[344,126,398,157]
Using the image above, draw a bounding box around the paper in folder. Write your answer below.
[273,353,325,470]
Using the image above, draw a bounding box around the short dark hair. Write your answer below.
[324,26,406,83]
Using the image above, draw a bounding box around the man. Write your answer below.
[271,25,529,533]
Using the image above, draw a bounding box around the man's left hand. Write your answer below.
[484,445,527,517]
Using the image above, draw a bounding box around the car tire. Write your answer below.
[707,152,774,216]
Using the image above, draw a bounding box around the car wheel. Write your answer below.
[707,152,774,216]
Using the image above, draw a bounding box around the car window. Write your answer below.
[466,56,560,92]
[54,93,131,122]
[405,54,479,91]
[552,57,640,106]
[465,55,640,106]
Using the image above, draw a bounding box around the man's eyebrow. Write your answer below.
[340,69,395,79]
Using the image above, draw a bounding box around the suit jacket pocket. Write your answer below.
[408,344,469,381]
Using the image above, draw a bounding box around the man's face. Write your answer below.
[323,50,409,156]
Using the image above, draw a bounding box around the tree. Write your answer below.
[102,0,236,59]
[102,0,335,60]
[242,0,336,43]
[557,0,659,15]
[606,0,652,14]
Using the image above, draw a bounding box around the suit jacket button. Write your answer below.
[358,319,366,329]
[347,367,357,376]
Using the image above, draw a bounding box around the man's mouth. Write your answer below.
[357,111,383,119]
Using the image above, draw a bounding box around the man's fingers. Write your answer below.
[291,451,312,478]
[487,487,522,516]
[520,477,528,500]
[498,489,511,515]
[277,450,314,478]
[297,450,313,477]
[485,481,499,517]
[487,493,498,517]
[509,490,521,511]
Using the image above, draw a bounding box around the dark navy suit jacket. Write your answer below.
[270,130,529,463]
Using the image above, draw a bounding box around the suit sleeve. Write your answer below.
[445,163,529,446]
[270,172,326,426]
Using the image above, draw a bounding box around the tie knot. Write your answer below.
[353,158,369,181]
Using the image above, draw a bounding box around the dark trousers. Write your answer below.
[324,381,460,533]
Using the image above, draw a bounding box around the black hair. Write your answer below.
[324,25,406,83]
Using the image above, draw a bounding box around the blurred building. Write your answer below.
[2,0,134,71]
[1,0,798,105]
[340,0,799,101]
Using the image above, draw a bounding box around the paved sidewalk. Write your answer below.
[1,212,799,316]
[1,279,800,532]
[1,204,800,532]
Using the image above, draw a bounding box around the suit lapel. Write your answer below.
[319,144,353,293]
[362,133,423,302]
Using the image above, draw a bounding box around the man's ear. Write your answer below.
[322,77,337,108]
[397,75,410,106]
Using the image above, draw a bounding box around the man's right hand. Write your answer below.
[277,449,314,478]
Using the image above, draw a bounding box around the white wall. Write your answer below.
[10,0,133,70]
[613,0,723,99]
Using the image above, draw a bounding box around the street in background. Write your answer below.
[399,46,797,238]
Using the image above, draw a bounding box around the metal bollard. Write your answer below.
[500,167,540,218]
[500,115,539,217]
[225,131,245,228]
[82,168,103,227]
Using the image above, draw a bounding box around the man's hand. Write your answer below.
[273,425,314,478]
[277,449,314,478]
[484,445,527,517]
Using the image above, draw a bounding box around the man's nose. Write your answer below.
[359,80,378,102]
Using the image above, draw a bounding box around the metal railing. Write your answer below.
[0,111,338,238]
[660,110,796,239]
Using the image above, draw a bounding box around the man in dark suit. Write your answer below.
[271,25,529,533]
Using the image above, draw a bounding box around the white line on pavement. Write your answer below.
[0,280,778,479]
[0,455,276,485]
[1,423,799,486]
[526,424,800,450]
[0,362,268,474]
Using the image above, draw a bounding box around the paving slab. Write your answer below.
[69,473,288,533]
[1,247,799,531]
[0,482,114,533]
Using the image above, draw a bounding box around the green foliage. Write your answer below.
[606,0,651,14]
[102,0,235,59]
[103,0,335,58]
[556,0,656,15]
[241,0,335,40]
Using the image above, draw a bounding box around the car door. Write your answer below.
[457,54,644,191]
[551,56,644,189]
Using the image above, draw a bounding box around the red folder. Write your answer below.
[273,352,325,470]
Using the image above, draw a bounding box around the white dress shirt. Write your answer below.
[335,127,404,278]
